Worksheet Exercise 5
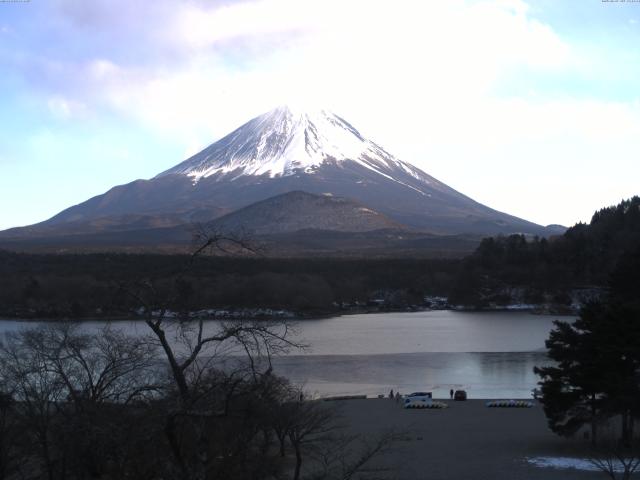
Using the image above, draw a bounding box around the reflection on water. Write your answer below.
[0,311,566,398]
[271,351,553,399]
[296,310,560,354]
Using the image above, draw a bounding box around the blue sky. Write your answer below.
[1,0,639,230]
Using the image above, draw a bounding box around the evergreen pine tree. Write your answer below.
[535,246,640,445]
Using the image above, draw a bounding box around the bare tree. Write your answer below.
[589,421,640,480]
[0,227,398,480]
[270,395,401,480]
[0,392,19,480]
[0,226,398,480]
[287,401,339,480]
[17,323,160,406]
[309,429,401,480]
[0,324,163,480]
[116,225,305,480]
[118,226,297,401]
[0,329,68,480]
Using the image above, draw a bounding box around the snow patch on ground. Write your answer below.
[526,456,629,472]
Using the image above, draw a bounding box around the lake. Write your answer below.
[273,311,562,399]
[0,310,568,399]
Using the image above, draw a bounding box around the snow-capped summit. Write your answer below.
[158,106,431,192]
[2,105,557,247]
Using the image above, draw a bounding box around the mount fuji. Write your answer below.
[0,106,561,254]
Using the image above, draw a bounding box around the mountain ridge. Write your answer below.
[209,190,404,235]
[0,105,562,253]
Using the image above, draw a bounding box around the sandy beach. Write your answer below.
[328,398,601,480]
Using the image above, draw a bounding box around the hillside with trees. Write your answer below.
[449,196,640,309]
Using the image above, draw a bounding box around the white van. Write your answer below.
[404,391,433,406]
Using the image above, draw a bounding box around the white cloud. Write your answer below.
[383,97,640,227]
[174,0,318,48]
[87,59,121,80]
[83,0,573,141]
[10,0,640,226]
[47,96,88,120]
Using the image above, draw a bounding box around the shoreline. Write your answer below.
[323,395,536,401]
[0,304,577,323]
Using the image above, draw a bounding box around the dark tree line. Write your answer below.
[450,196,640,307]
[0,252,458,319]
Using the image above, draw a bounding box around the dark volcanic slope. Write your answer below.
[209,191,403,235]
[1,106,560,246]
[0,190,482,257]
[28,163,541,236]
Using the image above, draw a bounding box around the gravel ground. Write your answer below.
[326,398,603,480]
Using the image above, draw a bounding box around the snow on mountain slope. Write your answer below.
[158,106,433,195]
[3,104,555,241]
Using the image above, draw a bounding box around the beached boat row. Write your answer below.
[404,401,448,409]
[486,400,534,408]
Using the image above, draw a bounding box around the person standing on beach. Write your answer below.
[449,389,454,399]
[389,389,394,399]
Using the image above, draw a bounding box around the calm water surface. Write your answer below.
[0,311,569,399]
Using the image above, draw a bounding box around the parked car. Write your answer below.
[404,391,433,406]
[453,390,467,401]
[406,392,432,399]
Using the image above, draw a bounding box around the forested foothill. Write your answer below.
[0,197,638,319]
[449,196,640,310]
